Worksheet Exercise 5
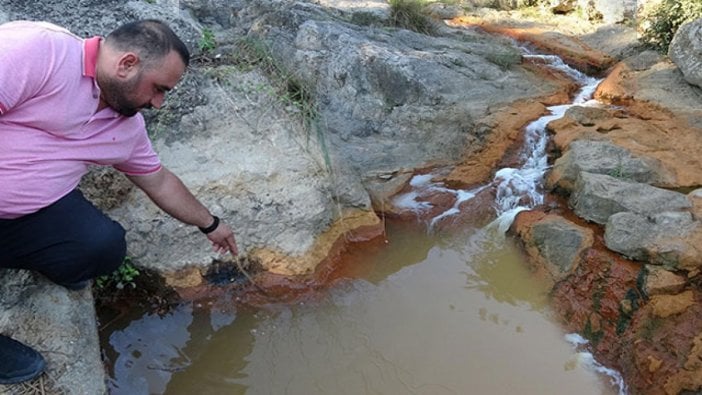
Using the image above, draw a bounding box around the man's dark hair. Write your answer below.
[105,19,190,68]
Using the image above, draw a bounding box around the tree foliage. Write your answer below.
[639,0,702,53]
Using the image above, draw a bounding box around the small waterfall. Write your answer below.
[393,50,602,234]
[389,49,626,394]
[492,53,602,232]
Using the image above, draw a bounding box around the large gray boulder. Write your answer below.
[548,139,673,191]
[570,172,691,224]
[668,18,702,90]
[605,211,702,270]
[519,214,594,283]
[244,1,557,178]
[0,0,204,50]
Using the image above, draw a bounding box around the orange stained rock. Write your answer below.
[511,210,594,285]
[594,62,634,105]
[623,295,702,395]
[448,17,616,74]
[172,209,387,304]
[444,100,550,187]
[647,355,663,373]
[547,101,702,188]
[164,266,204,288]
[252,208,384,276]
[443,56,580,188]
[650,290,695,318]
[550,247,641,366]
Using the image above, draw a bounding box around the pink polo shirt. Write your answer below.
[0,21,162,219]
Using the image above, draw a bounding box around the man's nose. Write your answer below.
[150,92,165,109]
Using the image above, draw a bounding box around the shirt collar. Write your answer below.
[83,36,101,78]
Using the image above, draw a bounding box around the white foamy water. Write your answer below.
[393,51,603,231]
[492,53,601,221]
[565,334,628,395]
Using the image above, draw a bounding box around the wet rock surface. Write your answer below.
[510,211,594,284]
[485,9,702,394]
[1,0,702,393]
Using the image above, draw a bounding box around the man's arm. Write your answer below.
[127,167,238,255]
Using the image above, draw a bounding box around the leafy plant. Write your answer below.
[198,27,216,54]
[388,0,437,35]
[226,37,333,172]
[96,257,141,290]
[485,49,522,70]
[639,0,702,53]
[231,37,318,124]
[607,164,626,179]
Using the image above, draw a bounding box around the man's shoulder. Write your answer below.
[0,20,82,42]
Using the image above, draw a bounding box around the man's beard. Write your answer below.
[98,72,147,117]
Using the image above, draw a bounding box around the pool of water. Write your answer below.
[103,220,620,394]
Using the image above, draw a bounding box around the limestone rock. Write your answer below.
[570,172,691,224]
[0,271,105,394]
[649,290,695,318]
[589,0,636,24]
[644,265,687,296]
[595,56,702,129]
[548,139,670,192]
[511,210,594,283]
[580,24,641,60]
[547,103,701,190]
[605,211,702,269]
[569,172,691,224]
[669,18,702,90]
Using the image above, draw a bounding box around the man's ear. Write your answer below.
[116,52,140,78]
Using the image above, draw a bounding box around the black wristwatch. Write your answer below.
[198,215,220,234]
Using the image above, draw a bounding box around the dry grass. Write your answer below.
[0,374,63,395]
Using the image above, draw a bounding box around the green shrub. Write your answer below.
[230,37,317,122]
[639,0,702,53]
[198,27,216,53]
[388,0,437,35]
[96,257,140,290]
[485,49,522,70]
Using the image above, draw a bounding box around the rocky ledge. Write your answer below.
[2,1,702,394]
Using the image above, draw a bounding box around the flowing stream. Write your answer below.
[101,53,627,394]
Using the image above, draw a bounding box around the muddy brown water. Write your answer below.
[101,220,620,394]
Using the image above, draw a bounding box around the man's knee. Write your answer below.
[1,189,129,285]
[79,220,127,277]
[42,219,127,285]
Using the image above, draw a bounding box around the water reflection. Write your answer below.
[458,228,549,309]
[104,220,618,394]
[107,305,194,394]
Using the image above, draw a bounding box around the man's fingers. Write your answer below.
[227,236,239,256]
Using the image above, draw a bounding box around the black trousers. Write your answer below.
[0,189,126,286]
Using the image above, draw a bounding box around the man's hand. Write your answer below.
[206,221,239,256]
[128,167,240,256]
